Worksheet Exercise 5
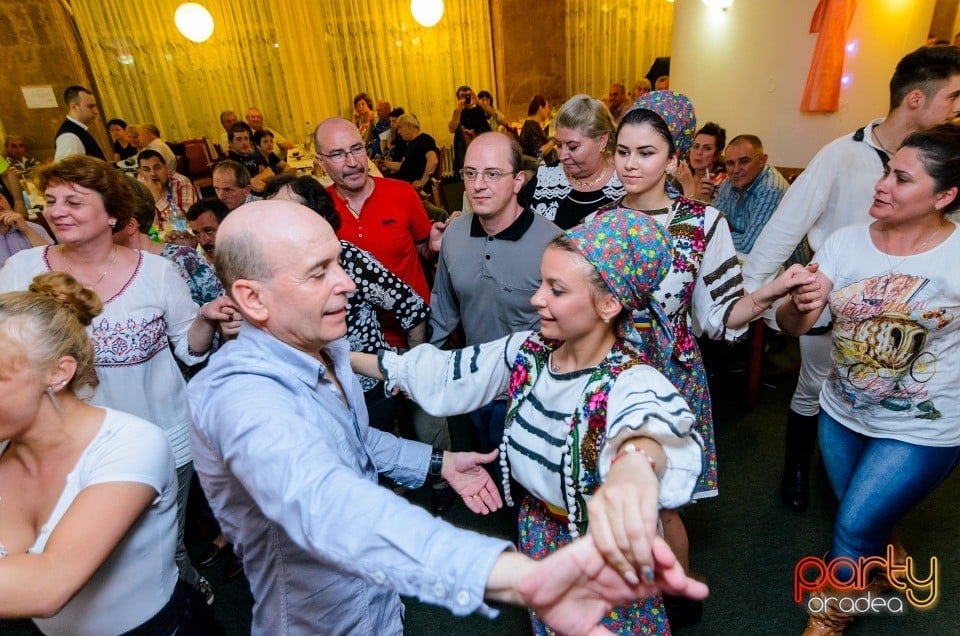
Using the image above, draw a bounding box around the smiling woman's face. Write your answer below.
[43,182,112,245]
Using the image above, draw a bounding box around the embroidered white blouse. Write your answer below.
[0,247,207,467]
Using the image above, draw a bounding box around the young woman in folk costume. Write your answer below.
[592,92,815,622]
[356,205,808,633]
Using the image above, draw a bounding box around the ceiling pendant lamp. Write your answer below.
[411,0,444,27]
[702,0,735,9]
[175,3,215,43]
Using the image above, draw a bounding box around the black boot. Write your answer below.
[780,409,819,512]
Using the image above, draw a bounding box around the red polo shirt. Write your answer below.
[327,177,432,347]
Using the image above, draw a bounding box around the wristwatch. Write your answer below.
[429,448,444,479]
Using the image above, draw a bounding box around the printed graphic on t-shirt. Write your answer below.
[829,273,952,419]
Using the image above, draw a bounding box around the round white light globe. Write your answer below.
[175,3,215,43]
[411,0,444,27]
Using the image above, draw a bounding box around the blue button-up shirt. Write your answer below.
[714,163,790,255]
[188,324,510,635]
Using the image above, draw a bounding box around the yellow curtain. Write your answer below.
[565,0,674,98]
[70,1,291,145]
[69,0,494,148]
[270,0,494,147]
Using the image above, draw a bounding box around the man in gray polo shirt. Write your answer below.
[430,132,561,450]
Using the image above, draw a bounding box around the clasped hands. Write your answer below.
[200,296,243,337]
[785,262,825,313]
[450,449,708,635]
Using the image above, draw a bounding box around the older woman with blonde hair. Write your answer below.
[523,94,625,229]
[0,272,221,634]
[0,155,236,605]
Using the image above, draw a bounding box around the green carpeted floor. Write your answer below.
[5,339,959,635]
[399,344,960,635]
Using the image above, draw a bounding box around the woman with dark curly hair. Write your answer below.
[779,124,960,636]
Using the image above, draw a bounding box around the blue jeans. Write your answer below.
[469,400,508,453]
[819,410,960,572]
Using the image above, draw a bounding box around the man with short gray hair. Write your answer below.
[138,123,177,170]
[379,113,439,191]
[4,136,40,176]
[188,199,683,634]
[712,134,791,259]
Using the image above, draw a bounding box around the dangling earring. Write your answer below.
[45,386,62,412]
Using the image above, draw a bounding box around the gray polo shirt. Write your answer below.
[429,208,561,345]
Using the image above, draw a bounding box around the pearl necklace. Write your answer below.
[569,164,608,188]
[60,245,118,289]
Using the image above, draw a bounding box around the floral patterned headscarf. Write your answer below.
[567,208,674,361]
[629,90,697,156]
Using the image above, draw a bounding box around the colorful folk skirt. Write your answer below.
[517,496,672,635]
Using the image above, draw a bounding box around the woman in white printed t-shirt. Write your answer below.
[779,124,960,636]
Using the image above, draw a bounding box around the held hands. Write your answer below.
[515,535,709,636]
[788,262,825,313]
[201,296,242,336]
[586,451,660,586]
[441,450,503,514]
[754,262,820,310]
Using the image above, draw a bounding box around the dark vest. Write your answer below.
[55,119,106,160]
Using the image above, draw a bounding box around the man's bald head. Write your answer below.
[314,117,361,154]
[314,118,369,193]
[216,199,354,351]
[215,200,336,297]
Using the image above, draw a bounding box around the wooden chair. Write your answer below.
[775,166,804,185]
[166,141,187,175]
[181,138,216,189]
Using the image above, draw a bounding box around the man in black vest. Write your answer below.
[54,85,105,161]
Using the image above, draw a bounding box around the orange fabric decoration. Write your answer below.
[800,0,857,113]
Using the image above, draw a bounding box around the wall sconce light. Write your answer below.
[175,3,215,43]
[702,0,734,9]
[411,0,444,27]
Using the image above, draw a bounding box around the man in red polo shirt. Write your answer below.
[315,117,436,349]
[315,118,456,514]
